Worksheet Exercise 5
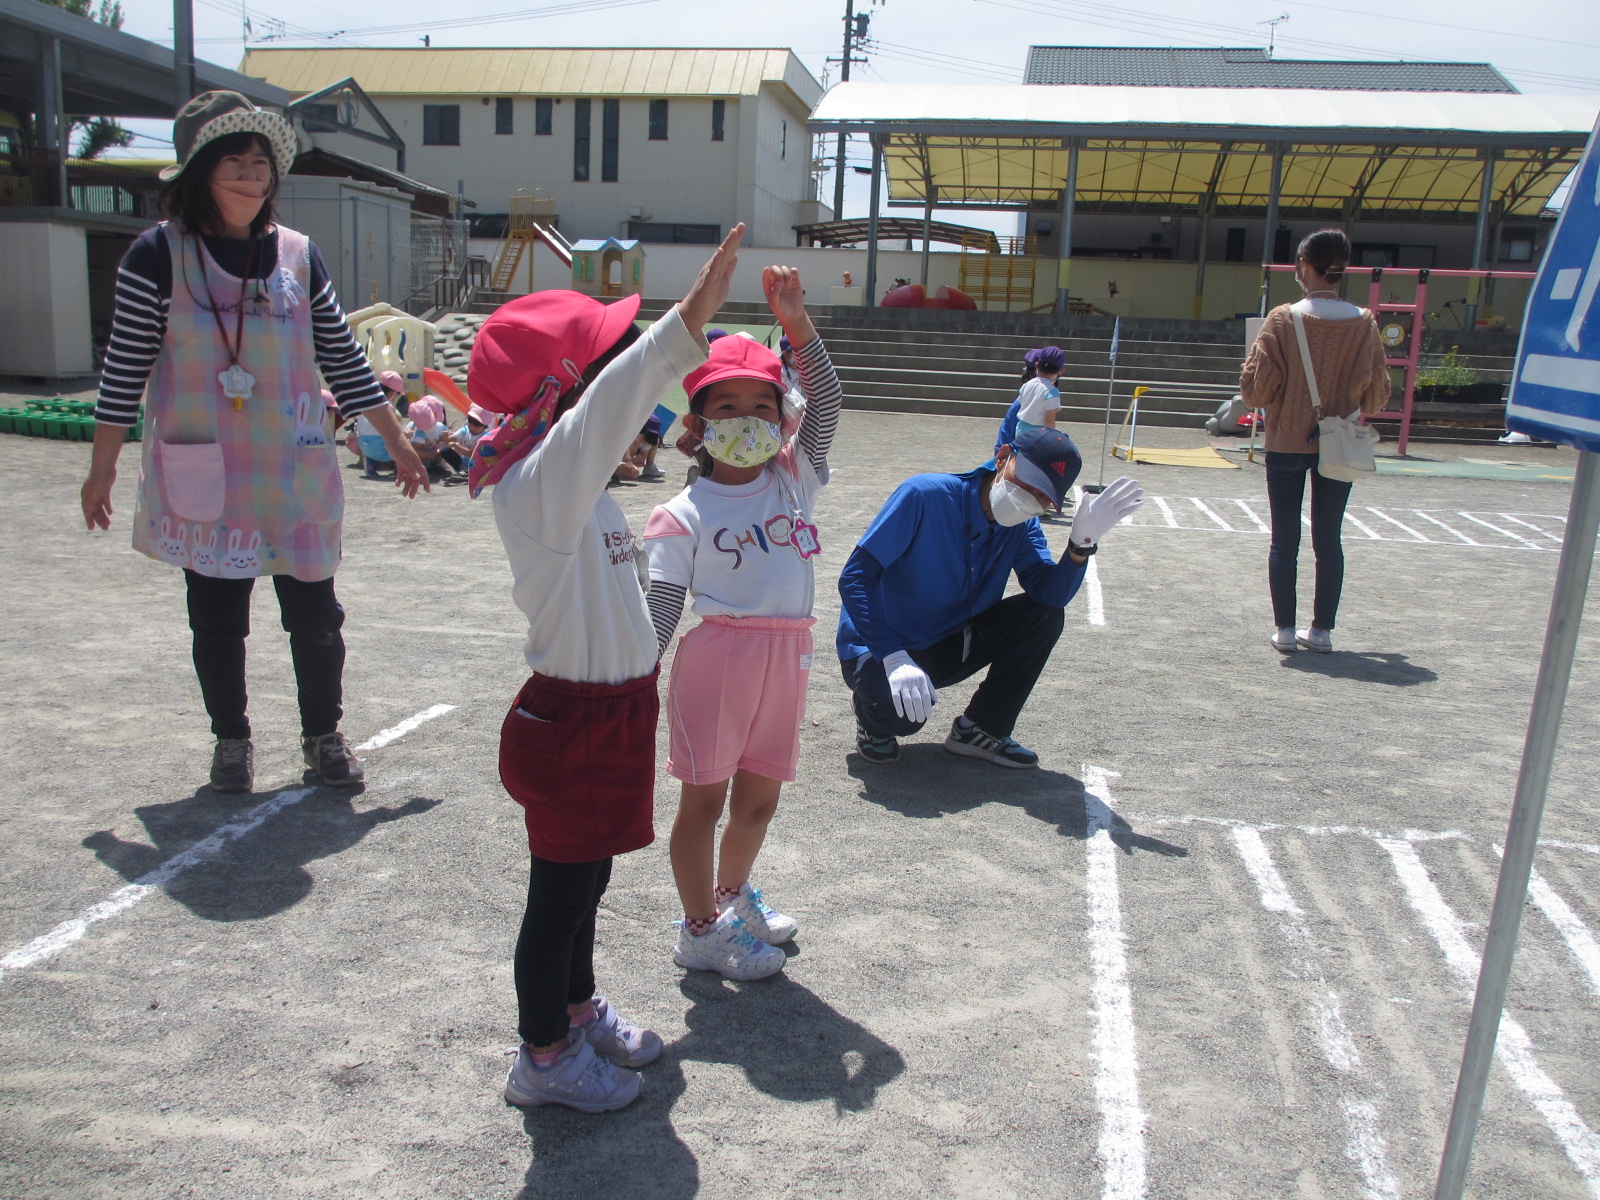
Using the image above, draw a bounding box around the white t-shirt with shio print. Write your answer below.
[1016,376,1060,425]
[644,443,828,620]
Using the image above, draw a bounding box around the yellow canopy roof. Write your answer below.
[816,83,1599,219]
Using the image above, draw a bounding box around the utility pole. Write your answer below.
[829,0,871,220]
[174,0,196,112]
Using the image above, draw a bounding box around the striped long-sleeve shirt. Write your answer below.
[94,224,388,426]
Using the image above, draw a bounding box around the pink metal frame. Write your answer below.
[1259,264,1535,454]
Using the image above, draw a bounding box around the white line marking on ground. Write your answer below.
[1499,513,1565,543]
[1365,507,1429,542]
[0,705,456,984]
[1117,811,1600,859]
[1459,512,1547,551]
[1380,839,1600,1195]
[356,703,456,750]
[1085,556,1106,627]
[1344,511,1383,540]
[1232,829,1400,1200]
[1190,497,1233,530]
[1153,497,1178,528]
[1544,840,1600,856]
[1412,511,1480,545]
[1492,846,1600,1000]
[1082,765,1149,1200]
[1232,498,1270,532]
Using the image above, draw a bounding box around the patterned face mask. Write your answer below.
[700,415,783,468]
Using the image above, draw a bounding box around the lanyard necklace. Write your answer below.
[192,233,259,411]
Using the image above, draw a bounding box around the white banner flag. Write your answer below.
[1109,316,1121,364]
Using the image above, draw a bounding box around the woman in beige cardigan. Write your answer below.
[1241,229,1391,653]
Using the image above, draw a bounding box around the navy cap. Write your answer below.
[1010,427,1081,512]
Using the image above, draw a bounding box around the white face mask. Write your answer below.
[700,415,783,468]
[989,475,1045,527]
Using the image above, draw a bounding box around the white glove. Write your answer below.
[1069,476,1144,550]
[882,651,937,723]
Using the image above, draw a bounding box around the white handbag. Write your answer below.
[1292,308,1377,483]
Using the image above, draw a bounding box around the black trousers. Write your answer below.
[515,854,613,1047]
[1264,451,1354,630]
[842,593,1065,740]
[183,569,345,741]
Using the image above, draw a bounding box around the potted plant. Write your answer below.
[1415,347,1504,405]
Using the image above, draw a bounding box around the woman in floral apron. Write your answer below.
[80,91,428,793]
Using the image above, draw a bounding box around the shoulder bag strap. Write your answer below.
[1290,308,1325,420]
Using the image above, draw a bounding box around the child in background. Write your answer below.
[404,395,457,480]
[1014,345,1065,435]
[610,414,663,487]
[643,266,842,981]
[355,370,406,478]
[473,225,742,1114]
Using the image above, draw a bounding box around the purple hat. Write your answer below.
[1010,427,1081,512]
[641,413,663,445]
[706,327,729,343]
[1034,345,1065,372]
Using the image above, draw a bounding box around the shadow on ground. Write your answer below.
[848,745,1188,857]
[82,784,439,921]
[516,974,905,1199]
[1279,650,1438,686]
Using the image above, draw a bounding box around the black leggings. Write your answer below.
[1264,451,1354,630]
[184,569,345,740]
[515,855,613,1047]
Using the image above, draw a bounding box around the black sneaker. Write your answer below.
[209,738,254,792]
[855,722,900,764]
[302,731,365,786]
[943,720,1038,769]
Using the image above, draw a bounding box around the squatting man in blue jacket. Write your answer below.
[837,427,1144,768]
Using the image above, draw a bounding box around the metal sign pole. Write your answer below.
[1088,316,1120,493]
[1432,447,1600,1200]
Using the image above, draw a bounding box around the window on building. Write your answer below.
[648,99,668,140]
[1353,242,1399,269]
[1224,227,1246,262]
[601,98,619,182]
[298,102,339,133]
[535,97,553,135]
[780,119,787,159]
[711,99,725,142]
[573,98,591,181]
[495,98,513,135]
[628,221,722,245]
[423,104,460,146]
[1500,230,1536,263]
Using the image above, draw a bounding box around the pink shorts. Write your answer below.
[666,614,815,785]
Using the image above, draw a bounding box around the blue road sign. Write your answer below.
[1508,113,1600,452]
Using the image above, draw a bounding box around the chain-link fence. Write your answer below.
[407,215,470,315]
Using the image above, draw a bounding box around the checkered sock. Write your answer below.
[714,884,741,905]
[684,915,717,937]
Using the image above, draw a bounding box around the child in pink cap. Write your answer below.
[471,226,742,1114]
[643,266,842,980]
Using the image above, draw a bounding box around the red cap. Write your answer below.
[682,333,783,401]
[469,291,642,415]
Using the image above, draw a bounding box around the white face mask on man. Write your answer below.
[989,475,1045,527]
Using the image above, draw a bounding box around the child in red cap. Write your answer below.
[472,225,743,1113]
[642,266,842,980]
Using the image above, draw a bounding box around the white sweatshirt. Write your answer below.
[492,307,707,684]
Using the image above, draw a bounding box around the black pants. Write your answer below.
[184,569,345,741]
[515,854,612,1047]
[843,593,1065,740]
[1264,451,1353,631]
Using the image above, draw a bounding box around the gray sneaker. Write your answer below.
[209,738,254,792]
[504,1031,642,1113]
[943,719,1039,769]
[583,997,663,1068]
[301,731,365,786]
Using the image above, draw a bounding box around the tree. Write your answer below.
[34,0,133,160]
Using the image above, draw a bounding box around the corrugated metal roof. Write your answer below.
[1024,47,1516,94]
[240,48,822,105]
[810,83,1598,218]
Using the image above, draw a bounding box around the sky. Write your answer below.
[108,0,1600,236]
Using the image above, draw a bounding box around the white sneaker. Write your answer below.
[1498,431,1533,445]
[503,1030,642,1113]
[582,997,663,1068]
[673,912,785,980]
[718,882,798,945]
[1271,627,1296,652]
[1296,626,1333,653]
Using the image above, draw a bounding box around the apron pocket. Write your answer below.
[294,444,345,526]
[158,441,226,523]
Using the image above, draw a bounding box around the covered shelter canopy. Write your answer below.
[809,82,1599,221]
[793,216,999,249]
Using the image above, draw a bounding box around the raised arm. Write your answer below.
[763,266,840,471]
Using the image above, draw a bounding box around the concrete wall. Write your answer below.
[308,86,814,248]
[0,221,93,377]
[276,177,415,310]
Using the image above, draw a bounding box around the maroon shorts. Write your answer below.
[499,670,659,863]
